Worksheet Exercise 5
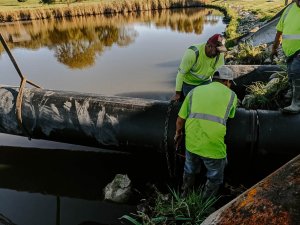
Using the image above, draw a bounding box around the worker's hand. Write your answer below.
[270,48,278,63]
[174,132,183,151]
[171,92,181,102]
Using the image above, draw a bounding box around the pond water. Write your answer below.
[0,8,225,97]
[0,8,226,225]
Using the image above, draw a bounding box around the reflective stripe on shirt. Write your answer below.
[188,89,194,115]
[188,90,235,125]
[282,34,300,40]
[224,91,236,120]
[189,113,226,125]
[190,71,210,80]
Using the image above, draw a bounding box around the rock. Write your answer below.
[250,26,259,33]
[103,174,132,203]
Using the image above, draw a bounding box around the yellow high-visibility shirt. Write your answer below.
[276,3,300,57]
[178,82,237,159]
[175,43,224,91]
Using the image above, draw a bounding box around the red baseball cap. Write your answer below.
[207,34,227,53]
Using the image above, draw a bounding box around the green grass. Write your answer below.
[121,187,217,225]
[207,0,285,46]
[211,0,284,20]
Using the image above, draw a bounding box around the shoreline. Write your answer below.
[0,0,208,23]
[0,0,284,52]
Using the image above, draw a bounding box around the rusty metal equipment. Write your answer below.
[201,154,300,225]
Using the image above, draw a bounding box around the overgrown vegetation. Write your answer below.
[206,0,284,47]
[226,43,270,65]
[242,70,289,110]
[211,0,284,20]
[121,187,217,225]
[195,2,238,47]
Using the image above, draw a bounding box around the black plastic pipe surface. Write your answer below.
[0,86,172,153]
[0,87,299,157]
[0,65,297,159]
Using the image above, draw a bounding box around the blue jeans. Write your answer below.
[184,150,227,186]
[287,53,300,80]
[182,80,211,97]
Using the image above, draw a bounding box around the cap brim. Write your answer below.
[216,46,227,53]
[213,76,236,85]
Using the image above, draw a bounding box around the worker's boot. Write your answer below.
[284,82,292,99]
[181,173,195,198]
[203,180,220,199]
[282,79,300,114]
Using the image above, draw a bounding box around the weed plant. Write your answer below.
[121,187,217,225]
[236,43,269,64]
[226,43,270,65]
[242,70,289,110]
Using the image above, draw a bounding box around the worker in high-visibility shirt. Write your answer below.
[172,34,227,101]
[174,66,237,198]
[271,0,300,113]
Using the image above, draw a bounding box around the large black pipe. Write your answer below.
[0,65,297,160]
[0,86,174,153]
[257,110,300,156]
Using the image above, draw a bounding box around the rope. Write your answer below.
[0,33,42,139]
[163,100,176,178]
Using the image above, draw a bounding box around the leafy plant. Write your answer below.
[120,187,217,225]
[236,43,269,64]
[242,70,289,110]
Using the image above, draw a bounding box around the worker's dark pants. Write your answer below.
[182,80,211,97]
[184,150,227,196]
[287,52,300,81]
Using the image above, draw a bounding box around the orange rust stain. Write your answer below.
[239,188,257,208]
[220,198,290,225]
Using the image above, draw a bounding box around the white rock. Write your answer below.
[103,174,132,203]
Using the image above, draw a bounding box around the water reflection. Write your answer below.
[0,8,220,69]
[0,8,226,224]
[0,8,225,96]
[0,145,167,225]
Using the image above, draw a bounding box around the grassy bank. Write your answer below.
[211,0,284,21]
[206,0,285,45]
[0,0,284,18]
[0,0,208,22]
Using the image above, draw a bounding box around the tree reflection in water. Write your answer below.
[0,8,220,69]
